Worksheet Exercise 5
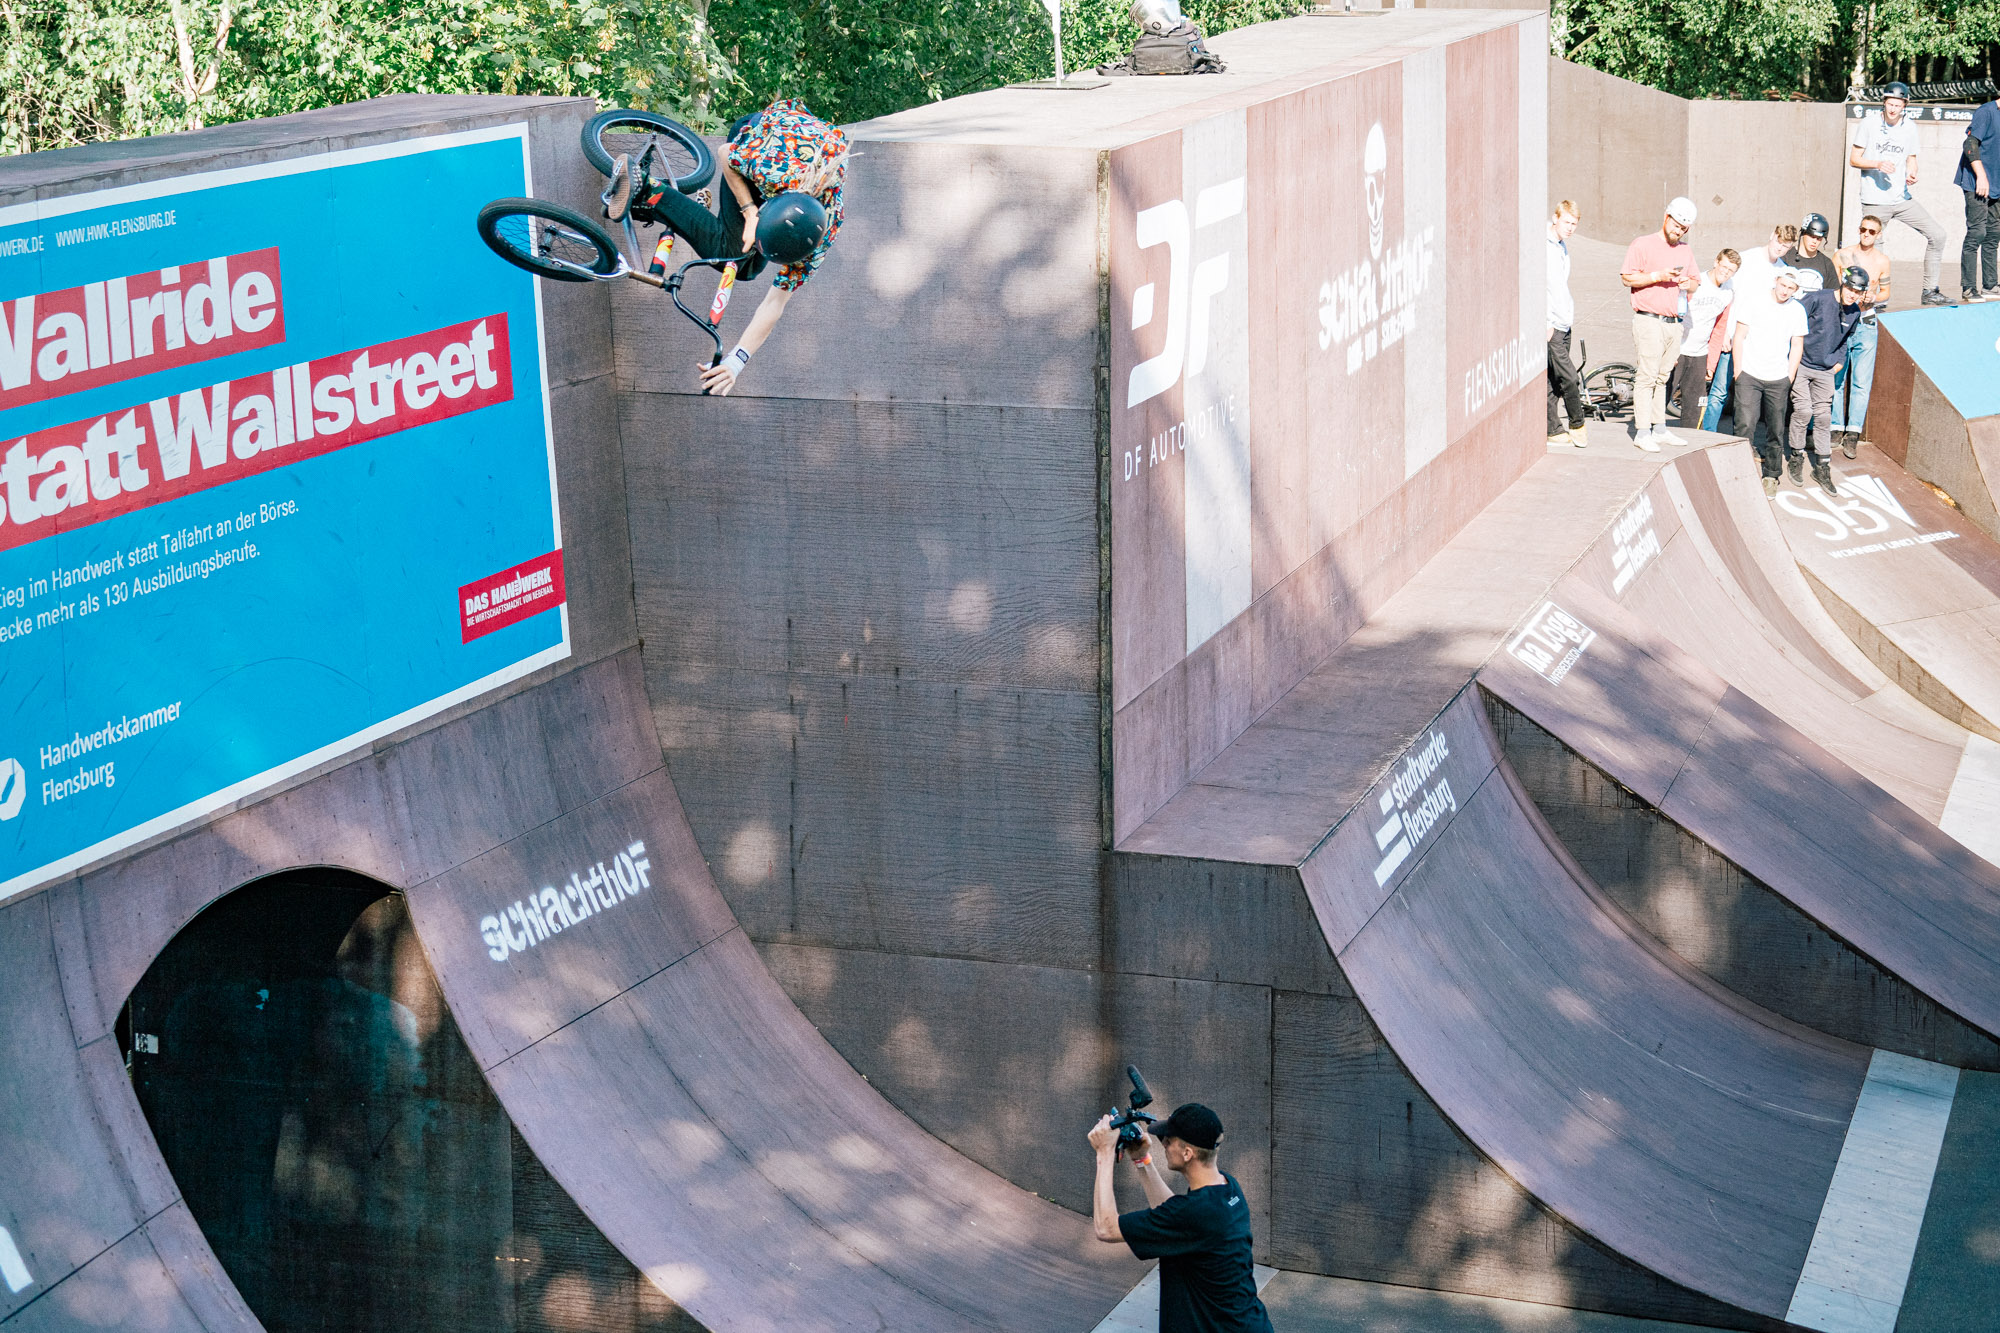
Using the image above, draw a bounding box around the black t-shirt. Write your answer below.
[1118,1174,1273,1333]
[1785,246,1841,293]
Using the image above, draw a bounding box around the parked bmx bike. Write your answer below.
[1576,340,1637,421]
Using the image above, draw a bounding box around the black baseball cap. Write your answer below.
[1151,1103,1224,1149]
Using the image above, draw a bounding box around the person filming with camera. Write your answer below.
[1088,1100,1274,1332]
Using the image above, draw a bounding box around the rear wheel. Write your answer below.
[581,109,715,194]
[1582,362,1637,420]
[476,198,621,283]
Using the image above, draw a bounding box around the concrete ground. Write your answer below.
[1261,1270,1720,1331]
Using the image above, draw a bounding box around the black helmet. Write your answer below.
[755,192,829,265]
[1842,265,1871,293]
[1883,80,1913,102]
[1802,212,1830,239]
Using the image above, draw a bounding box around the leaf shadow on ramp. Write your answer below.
[402,709,1139,1332]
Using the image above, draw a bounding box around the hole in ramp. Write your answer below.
[121,867,707,1333]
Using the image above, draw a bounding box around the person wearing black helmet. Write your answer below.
[1785,214,1841,293]
[1787,267,1865,493]
[1850,81,1951,306]
[608,98,847,394]
[1832,215,1890,451]
[1089,1101,1273,1333]
[1957,82,2000,301]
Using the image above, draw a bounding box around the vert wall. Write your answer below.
[1549,59,1848,249]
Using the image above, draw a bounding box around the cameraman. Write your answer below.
[1088,1103,1274,1333]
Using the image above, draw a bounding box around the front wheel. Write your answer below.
[582,109,715,194]
[1582,362,1637,420]
[477,198,621,282]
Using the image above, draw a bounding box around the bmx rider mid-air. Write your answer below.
[606,98,848,395]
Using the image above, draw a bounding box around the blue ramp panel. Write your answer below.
[1881,304,2000,421]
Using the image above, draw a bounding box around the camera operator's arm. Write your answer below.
[1087,1116,1124,1243]
[1134,1132,1174,1208]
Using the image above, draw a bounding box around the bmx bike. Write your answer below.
[1575,339,1637,421]
[476,110,752,388]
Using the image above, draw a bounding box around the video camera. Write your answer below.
[1106,1065,1158,1160]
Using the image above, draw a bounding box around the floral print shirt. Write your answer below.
[726,98,847,291]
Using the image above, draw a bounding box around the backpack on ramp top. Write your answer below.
[1099,23,1228,75]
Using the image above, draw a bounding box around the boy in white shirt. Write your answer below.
[1731,269,1809,497]
[1851,81,1951,306]
[1676,248,1739,430]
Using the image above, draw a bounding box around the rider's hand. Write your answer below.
[741,203,759,254]
[699,360,739,396]
[1088,1114,1118,1157]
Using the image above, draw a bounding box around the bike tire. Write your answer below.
[1582,362,1637,419]
[477,198,621,282]
[581,109,715,194]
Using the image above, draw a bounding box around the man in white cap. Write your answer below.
[1620,197,1702,451]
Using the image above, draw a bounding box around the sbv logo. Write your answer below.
[1776,471,1914,541]
[1127,176,1247,408]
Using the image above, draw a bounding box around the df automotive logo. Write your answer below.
[0,757,26,821]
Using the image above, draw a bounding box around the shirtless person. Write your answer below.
[1832,214,1891,456]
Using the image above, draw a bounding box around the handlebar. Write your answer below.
[625,249,754,393]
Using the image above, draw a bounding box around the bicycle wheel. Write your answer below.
[477,198,621,283]
[582,109,715,194]
[1582,362,1637,420]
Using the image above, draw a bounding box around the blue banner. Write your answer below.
[0,126,566,900]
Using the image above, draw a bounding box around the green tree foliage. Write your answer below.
[1,0,727,154]
[2,0,1307,154]
[9,0,1999,158]
[704,0,1312,125]
[1551,0,2000,101]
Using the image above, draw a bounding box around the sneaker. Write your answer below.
[1762,475,1780,498]
[1786,452,1805,485]
[1922,288,1955,307]
[1813,462,1838,496]
[1568,425,1589,449]
[1839,431,1858,460]
[1984,288,2000,301]
[604,152,637,222]
[1548,431,1572,447]
[1633,431,1661,453]
[1964,290,1983,305]
[1653,427,1687,447]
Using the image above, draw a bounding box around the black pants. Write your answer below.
[1548,328,1583,432]
[1676,353,1710,428]
[1964,190,2000,294]
[1734,372,1791,477]
[644,179,770,282]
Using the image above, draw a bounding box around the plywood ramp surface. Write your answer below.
[1299,691,1867,1320]
[400,660,1140,1332]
